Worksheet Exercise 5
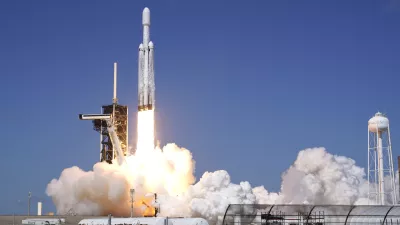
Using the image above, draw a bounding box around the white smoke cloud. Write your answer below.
[46,146,393,225]
[277,147,367,205]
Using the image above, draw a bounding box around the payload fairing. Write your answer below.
[138,7,155,111]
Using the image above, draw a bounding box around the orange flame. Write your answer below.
[132,197,156,217]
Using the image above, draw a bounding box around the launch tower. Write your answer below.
[80,63,128,164]
[368,112,396,205]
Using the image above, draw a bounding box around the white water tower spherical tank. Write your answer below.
[368,112,389,133]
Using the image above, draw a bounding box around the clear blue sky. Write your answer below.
[1,0,400,215]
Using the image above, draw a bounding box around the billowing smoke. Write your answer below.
[47,143,196,217]
[46,145,383,225]
[275,147,367,205]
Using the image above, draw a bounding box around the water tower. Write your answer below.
[368,112,396,205]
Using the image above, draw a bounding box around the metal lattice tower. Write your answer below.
[95,104,128,163]
[368,112,396,205]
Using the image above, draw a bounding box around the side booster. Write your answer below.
[138,7,155,111]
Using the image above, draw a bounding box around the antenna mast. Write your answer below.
[28,192,31,216]
[113,62,118,105]
[112,62,118,159]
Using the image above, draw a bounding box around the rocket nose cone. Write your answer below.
[142,7,150,25]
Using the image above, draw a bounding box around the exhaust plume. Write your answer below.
[47,110,398,224]
[47,144,384,225]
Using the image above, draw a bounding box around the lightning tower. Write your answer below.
[368,112,396,205]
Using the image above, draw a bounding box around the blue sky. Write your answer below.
[1,0,400,215]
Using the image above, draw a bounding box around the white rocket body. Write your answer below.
[138,7,155,111]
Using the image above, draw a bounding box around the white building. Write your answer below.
[78,217,208,225]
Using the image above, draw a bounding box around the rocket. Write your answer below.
[138,7,155,111]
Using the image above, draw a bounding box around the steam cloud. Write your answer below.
[47,145,397,225]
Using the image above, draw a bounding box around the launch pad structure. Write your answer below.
[79,62,128,164]
[94,103,128,163]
